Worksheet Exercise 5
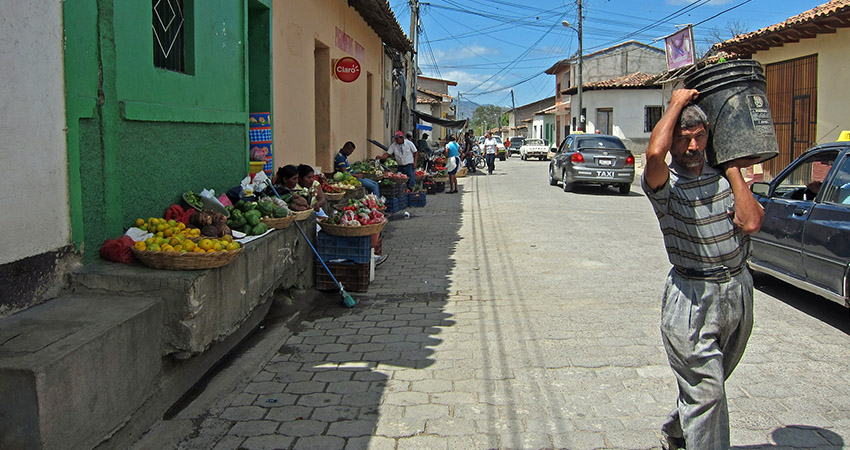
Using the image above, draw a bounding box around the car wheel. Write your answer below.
[548,165,557,186]
[618,183,630,195]
[562,171,573,192]
[500,154,506,161]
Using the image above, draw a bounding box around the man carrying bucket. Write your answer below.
[643,88,764,450]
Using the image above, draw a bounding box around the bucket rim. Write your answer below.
[685,60,762,81]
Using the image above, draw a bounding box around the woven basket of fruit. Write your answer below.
[324,192,345,201]
[260,215,295,230]
[342,186,365,200]
[290,209,314,221]
[318,219,387,237]
[133,247,243,270]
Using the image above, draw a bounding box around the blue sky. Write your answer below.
[388,0,826,110]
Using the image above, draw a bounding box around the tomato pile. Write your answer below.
[325,195,386,226]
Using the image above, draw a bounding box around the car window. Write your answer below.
[823,154,850,204]
[525,139,544,145]
[494,137,502,144]
[563,137,574,152]
[574,136,626,149]
[773,150,838,200]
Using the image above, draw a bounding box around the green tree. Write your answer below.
[471,104,505,134]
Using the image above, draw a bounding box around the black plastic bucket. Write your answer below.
[684,60,778,167]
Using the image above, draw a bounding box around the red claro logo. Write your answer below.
[334,57,361,83]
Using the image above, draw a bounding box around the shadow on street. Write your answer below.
[753,272,850,335]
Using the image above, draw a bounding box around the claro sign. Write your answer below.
[333,57,361,83]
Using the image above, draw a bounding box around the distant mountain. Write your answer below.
[455,97,480,121]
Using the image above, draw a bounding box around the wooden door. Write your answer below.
[764,54,818,180]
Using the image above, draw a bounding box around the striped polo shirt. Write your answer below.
[641,161,749,270]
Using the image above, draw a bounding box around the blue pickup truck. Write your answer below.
[749,135,850,312]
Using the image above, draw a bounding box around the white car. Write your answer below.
[475,136,507,161]
[519,138,550,161]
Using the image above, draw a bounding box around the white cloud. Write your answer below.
[431,44,500,62]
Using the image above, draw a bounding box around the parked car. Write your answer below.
[548,133,635,194]
[508,137,525,156]
[749,139,850,312]
[475,135,507,161]
[519,138,549,161]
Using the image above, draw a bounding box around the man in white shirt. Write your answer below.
[378,130,418,190]
[483,131,497,174]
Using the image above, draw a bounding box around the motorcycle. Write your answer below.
[467,147,486,170]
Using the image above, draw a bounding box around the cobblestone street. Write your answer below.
[138,158,850,449]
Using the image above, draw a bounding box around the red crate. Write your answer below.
[315,261,370,292]
[371,233,382,256]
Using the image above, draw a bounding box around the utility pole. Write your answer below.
[576,0,584,132]
[510,89,517,137]
[409,0,420,136]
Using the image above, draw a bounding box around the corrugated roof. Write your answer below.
[561,72,659,94]
[712,0,850,56]
[348,0,414,53]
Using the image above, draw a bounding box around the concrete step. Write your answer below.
[68,223,314,357]
[0,295,162,450]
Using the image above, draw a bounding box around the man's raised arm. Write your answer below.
[644,89,699,190]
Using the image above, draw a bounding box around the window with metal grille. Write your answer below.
[153,0,187,72]
[645,105,662,132]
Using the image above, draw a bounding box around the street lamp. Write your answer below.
[562,9,584,132]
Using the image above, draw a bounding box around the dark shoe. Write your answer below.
[375,255,388,266]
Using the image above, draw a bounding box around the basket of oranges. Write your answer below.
[131,222,243,270]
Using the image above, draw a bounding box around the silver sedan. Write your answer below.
[548,134,635,195]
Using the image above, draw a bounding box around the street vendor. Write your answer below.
[296,164,327,214]
[334,141,379,196]
[643,88,764,450]
[273,165,299,194]
[377,130,418,191]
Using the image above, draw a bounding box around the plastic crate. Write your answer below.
[379,183,403,199]
[435,181,445,193]
[316,232,372,263]
[408,192,426,207]
[385,196,407,214]
[315,261,370,292]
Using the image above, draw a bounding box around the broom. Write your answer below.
[265,179,356,308]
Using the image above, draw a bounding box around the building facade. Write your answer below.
[545,41,666,144]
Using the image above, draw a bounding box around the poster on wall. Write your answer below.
[664,26,695,71]
[249,112,273,177]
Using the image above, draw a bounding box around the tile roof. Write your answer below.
[417,86,454,100]
[416,96,440,105]
[560,72,659,94]
[712,0,850,55]
[348,0,414,53]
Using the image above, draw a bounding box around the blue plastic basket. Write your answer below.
[385,196,407,214]
[316,232,372,264]
[408,192,426,207]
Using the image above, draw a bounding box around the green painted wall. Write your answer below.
[118,121,246,223]
[64,1,271,261]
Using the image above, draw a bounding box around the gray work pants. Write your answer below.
[660,268,753,450]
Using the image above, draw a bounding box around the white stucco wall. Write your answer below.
[582,89,664,152]
[752,27,850,144]
[0,2,71,265]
